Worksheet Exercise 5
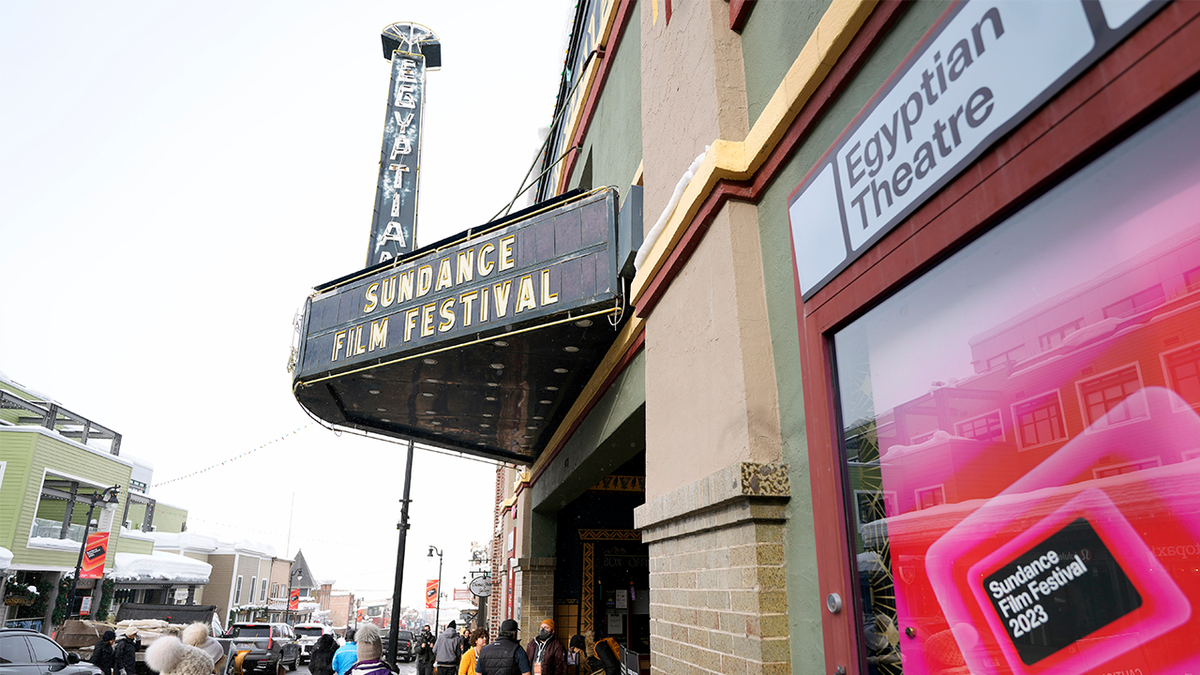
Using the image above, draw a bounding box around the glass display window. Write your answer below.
[832,88,1200,675]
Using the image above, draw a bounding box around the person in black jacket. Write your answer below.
[113,627,141,675]
[92,630,117,675]
[309,635,338,675]
[475,620,529,675]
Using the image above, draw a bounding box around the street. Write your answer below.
[291,660,419,675]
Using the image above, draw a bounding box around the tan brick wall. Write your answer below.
[517,557,556,635]
[635,463,789,675]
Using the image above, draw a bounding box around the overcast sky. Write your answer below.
[1,1,573,613]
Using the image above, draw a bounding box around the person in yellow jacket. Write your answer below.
[458,628,489,675]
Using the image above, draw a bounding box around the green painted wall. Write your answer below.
[740,0,833,129]
[0,432,37,549]
[750,1,951,668]
[152,502,189,533]
[570,1,642,194]
[2,429,134,571]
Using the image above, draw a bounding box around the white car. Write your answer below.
[292,623,335,664]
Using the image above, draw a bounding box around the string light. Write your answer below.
[151,425,311,488]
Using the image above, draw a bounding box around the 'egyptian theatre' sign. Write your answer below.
[293,188,623,463]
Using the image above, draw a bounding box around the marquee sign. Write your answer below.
[788,0,1162,300]
[298,189,617,379]
[292,188,623,463]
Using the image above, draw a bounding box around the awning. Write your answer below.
[292,188,632,465]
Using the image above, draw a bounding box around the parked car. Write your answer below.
[381,630,414,663]
[0,629,103,675]
[223,623,300,672]
[291,624,334,664]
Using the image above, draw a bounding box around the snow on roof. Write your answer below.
[216,539,277,557]
[0,547,13,569]
[165,531,276,558]
[152,531,220,552]
[27,536,84,551]
[120,528,156,542]
[111,551,212,584]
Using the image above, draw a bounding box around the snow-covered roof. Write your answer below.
[152,531,220,553]
[110,551,212,584]
[0,547,13,569]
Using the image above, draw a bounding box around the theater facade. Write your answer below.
[294,2,1200,674]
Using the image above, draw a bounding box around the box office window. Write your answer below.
[831,90,1200,675]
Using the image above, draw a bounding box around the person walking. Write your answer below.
[91,630,117,675]
[332,629,357,675]
[475,620,530,675]
[433,621,466,675]
[346,624,391,675]
[524,621,566,675]
[458,629,488,675]
[113,627,140,675]
[416,626,436,675]
[309,635,338,675]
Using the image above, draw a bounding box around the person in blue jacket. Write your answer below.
[332,629,358,675]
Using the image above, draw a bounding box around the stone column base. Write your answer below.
[634,463,790,675]
[516,557,556,634]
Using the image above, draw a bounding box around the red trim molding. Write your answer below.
[556,0,639,194]
[730,0,754,32]
[633,0,907,320]
[800,3,1200,672]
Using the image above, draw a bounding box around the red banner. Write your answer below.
[80,532,109,579]
[425,579,438,608]
[289,588,299,610]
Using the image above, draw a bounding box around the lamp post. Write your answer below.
[284,568,302,625]
[66,485,120,619]
[427,546,443,631]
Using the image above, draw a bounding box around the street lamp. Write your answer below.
[427,546,443,631]
[66,485,120,619]
[284,568,302,625]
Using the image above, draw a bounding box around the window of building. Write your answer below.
[1077,365,1148,429]
[234,576,243,604]
[1038,320,1083,351]
[1164,342,1200,408]
[260,581,268,603]
[955,410,1004,442]
[1102,284,1165,319]
[1012,391,1067,449]
[1185,265,1200,292]
[249,578,257,605]
[830,87,1200,669]
[985,345,1027,371]
[915,485,946,510]
[271,583,279,599]
[1093,457,1162,479]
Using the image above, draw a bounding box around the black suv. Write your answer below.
[224,623,300,672]
[0,629,102,675]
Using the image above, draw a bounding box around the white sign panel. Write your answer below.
[789,0,1159,300]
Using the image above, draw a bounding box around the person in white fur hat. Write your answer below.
[182,623,226,673]
[145,634,215,675]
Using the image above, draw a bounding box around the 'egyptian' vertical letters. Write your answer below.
[366,52,426,267]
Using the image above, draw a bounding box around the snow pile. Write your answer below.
[152,531,220,552]
[110,551,212,583]
[880,430,962,461]
[0,546,12,569]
